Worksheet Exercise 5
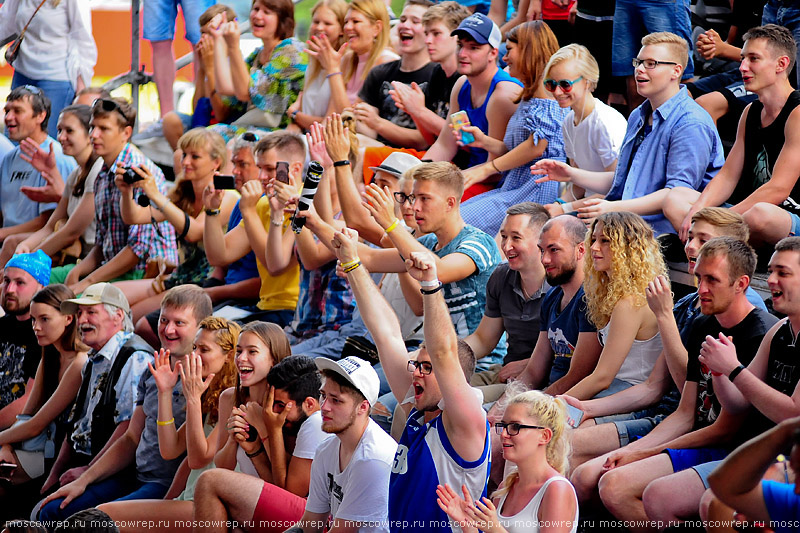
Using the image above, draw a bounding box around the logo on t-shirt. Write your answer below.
[10,170,32,183]
[327,472,344,503]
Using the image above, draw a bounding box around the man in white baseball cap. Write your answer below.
[282,356,398,533]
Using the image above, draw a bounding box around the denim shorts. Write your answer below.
[594,410,668,446]
[763,0,800,87]
[611,0,694,78]
[664,448,728,488]
[789,211,800,237]
[143,0,215,44]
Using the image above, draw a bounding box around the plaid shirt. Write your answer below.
[94,144,178,270]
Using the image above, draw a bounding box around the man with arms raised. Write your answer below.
[330,228,489,533]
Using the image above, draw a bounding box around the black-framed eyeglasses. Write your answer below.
[632,58,678,70]
[394,192,416,205]
[494,422,545,436]
[407,360,432,375]
[241,132,259,142]
[19,84,42,95]
[92,98,129,122]
[543,76,583,93]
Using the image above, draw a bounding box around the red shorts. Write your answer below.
[250,482,307,532]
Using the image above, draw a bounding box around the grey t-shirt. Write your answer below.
[485,263,548,365]
[135,370,186,485]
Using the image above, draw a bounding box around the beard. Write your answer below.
[322,407,358,435]
[545,264,577,286]
[2,295,30,316]
[283,410,309,437]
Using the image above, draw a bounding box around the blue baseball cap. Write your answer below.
[451,13,502,49]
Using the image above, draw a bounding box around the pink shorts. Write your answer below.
[250,482,307,533]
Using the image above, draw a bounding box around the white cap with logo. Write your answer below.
[315,356,380,406]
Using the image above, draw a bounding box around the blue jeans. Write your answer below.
[143,0,214,44]
[11,71,75,139]
[611,0,694,78]
[762,0,800,87]
[38,471,168,523]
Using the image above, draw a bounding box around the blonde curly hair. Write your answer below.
[583,212,667,328]
[493,389,571,499]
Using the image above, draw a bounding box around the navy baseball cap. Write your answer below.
[451,13,502,49]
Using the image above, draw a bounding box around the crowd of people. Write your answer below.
[2,0,800,532]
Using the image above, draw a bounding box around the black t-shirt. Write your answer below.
[358,59,437,147]
[685,308,778,431]
[0,314,41,408]
[423,64,461,122]
[732,91,800,213]
[745,320,800,442]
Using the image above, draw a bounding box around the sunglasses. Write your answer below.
[632,58,678,70]
[543,76,583,92]
[240,132,259,142]
[92,98,129,123]
[494,422,546,436]
[19,84,42,95]
[393,192,416,205]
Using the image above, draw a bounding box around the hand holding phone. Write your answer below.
[276,161,290,184]
[213,174,236,190]
[450,111,475,145]
[565,404,584,428]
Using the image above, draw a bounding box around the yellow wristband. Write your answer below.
[343,261,362,273]
[385,219,400,234]
[157,418,175,426]
[340,258,360,270]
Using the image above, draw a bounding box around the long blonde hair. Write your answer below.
[494,390,571,498]
[583,212,667,328]
[341,0,391,85]
[307,0,348,85]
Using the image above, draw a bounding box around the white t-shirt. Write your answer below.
[306,419,397,533]
[293,410,333,459]
[562,99,627,195]
[64,157,102,246]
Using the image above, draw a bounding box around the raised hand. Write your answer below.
[467,497,502,533]
[19,138,56,175]
[148,348,180,393]
[362,183,398,230]
[330,227,360,265]
[353,102,381,131]
[436,483,475,528]
[239,180,263,214]
[262,386,291,436]
[305,33,347,73]
[202,184,225,210]
[389,81,425,117]
[323,113,351,162]
[405,250,438,283]
[179,352,215,403]
[306,122,333,169]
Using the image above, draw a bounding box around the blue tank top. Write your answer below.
[389,409,490,532]
[457,68,523,168]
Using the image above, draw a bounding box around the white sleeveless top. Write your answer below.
[598,322,662,386]
[496,476,579,533]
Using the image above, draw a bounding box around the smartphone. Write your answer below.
[565,404,584,428]
[450,111,475,145]
[246,425,259,442]
[276,161,290,184]
[213,174,236,190]
[0,462,17,479]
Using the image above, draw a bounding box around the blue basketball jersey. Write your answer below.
[388,409,490,532]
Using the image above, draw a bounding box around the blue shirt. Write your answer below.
[0,136,74,227]
[390,409,490,533]
[418,225,503,368]
[224,199,260,285]
[763,480,800,533]
[606,86,724,235]
[541,286,596,385]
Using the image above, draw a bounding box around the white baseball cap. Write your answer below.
[315,356,380,406]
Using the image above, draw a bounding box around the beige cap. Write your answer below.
[61,283,131,315]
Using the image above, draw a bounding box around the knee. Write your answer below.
[698,489,716,522]
[571,462,602,502]
[641,477,672,521]
[742,202,780,234]
[194,468,222,501]
[598,468,633,512]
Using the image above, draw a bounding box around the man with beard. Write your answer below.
[191,355,332,531]
[0,250,51,428]
[38,285,211,521]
